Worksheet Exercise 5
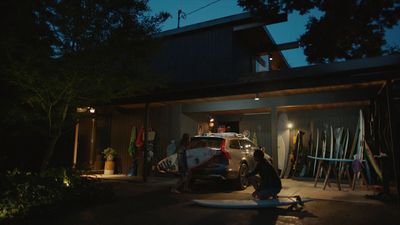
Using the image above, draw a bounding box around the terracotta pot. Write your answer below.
[104,159,115,175]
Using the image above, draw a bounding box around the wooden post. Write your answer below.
[89,118,96,168]
[73,122,79,169]
[143,103,149,182]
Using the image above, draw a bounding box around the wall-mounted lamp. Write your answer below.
[89,107,96,114]
[287,122,293,129]
[254,93,260,101]
[209,116,215,128]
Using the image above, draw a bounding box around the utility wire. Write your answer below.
[177,0,222,28]
[184,0,222,16]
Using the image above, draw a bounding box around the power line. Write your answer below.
[185,0,222,16]
[177,0,223,28]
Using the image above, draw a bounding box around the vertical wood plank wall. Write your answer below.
[105,105,365,174]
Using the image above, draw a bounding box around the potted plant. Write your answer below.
[103,147,117,161]
[103,147,117,175]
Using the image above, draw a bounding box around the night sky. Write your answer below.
[149,0,400,68]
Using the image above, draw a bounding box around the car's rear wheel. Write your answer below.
[237,163,248,190]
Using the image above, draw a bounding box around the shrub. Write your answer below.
[0,168,113,223]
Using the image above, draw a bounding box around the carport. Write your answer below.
[79,54,400,200]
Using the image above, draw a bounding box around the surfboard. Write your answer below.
[277,136,286,173]
[334,128,343,160]
[157,147,216,173]
[321,129,327,159]
[352,110,365,183]
[293,130,305,177]
[312,129,319,176]
[338,129,350,176]
[308,155,355,162]
[329,126,334,159]
[356,110,365,161]
[128,126,136,156]
[348,116,360,159]
[365,142,382,180]
[305,122,314,177]
[319,129,327,178]
[192,197,313,209]
[277,113,289,177]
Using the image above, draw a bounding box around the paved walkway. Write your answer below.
[280,178,380,205]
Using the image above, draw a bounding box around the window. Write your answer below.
[229,140,241,149]
[255,55,269,72]
[191,137,222,148]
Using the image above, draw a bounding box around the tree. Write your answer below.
[1,0,170,171]
[237,0,400,63]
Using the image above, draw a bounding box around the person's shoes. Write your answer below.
[171,188,180,194]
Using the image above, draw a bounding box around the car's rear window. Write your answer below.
[190,137,223,148]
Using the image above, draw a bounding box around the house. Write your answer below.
[74,12,400,196]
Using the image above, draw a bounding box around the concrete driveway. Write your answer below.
[47,174,399,225]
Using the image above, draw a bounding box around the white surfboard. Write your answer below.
[157,147,216,174]
[277,113,289,177]
[329,126,334,159]
[277,136,286,172]
[192,197,313,209]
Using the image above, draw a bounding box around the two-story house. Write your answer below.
[73,12,400,196]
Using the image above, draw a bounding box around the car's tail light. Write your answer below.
[220,139,231,160]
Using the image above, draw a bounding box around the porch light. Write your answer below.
[254,93,260,101]
[287,122,293,129]
[89,107,95,114]
[209,116,215,128]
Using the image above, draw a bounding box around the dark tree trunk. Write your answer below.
[40,130,61,172]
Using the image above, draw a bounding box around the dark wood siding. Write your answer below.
[153,28,235,84]
[109,106,187,174]
[110,109,145,174]
[285,107,364,157]
[233,33,256,76]
[239,114,271,153]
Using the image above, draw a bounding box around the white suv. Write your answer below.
[190,132,270,190]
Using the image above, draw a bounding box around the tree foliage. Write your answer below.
[237,0,400,63]
[0,0,170,171]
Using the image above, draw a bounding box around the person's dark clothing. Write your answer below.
[247,158,282,191]
[177,145,188,175]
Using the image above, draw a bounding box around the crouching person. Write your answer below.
[246,149,282,199]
